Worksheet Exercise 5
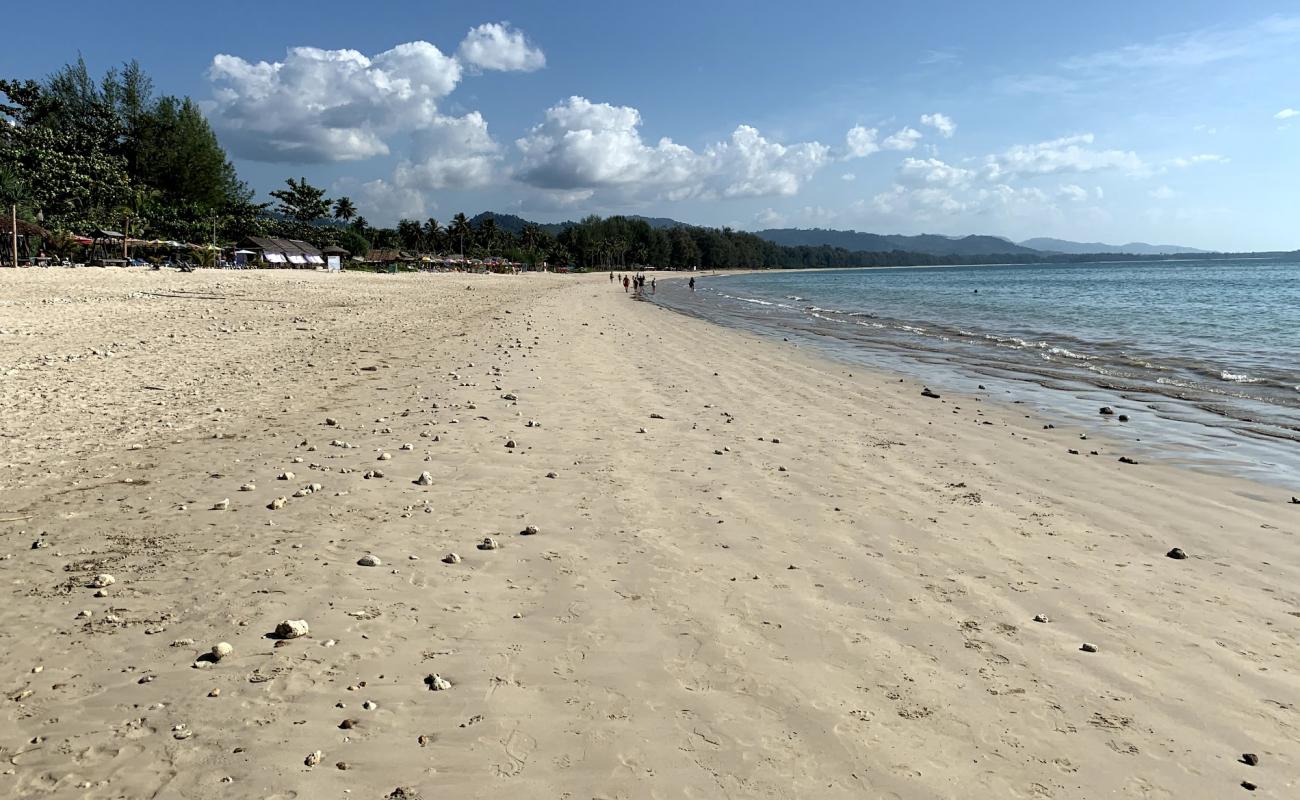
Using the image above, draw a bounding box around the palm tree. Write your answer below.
[422,218,442,253]
[450,213,471,258]
[333,196,356,223]
[350,216,369,234]
[477,216,499,256]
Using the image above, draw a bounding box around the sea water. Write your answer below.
[654,259,1300,488]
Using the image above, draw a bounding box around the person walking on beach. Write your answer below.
[610,271,614,283]
[651,277,656,294]
[689,277,696,291]
[623,275,630,293]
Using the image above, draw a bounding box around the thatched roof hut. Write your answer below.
[0,218,51,237]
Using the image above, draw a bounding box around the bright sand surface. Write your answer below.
[1,269,1297,799]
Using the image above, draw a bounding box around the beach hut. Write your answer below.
[240,236,324,268]
[0,217,50,266]
[89,229,128,267]
[321,245,348,272]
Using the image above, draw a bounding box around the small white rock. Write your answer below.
[357,554,381,567]
[275,619,310,639]
[211,642,234,661]
[442,552,462,564]
[304,750,323,767]
[414,471,434,486]
[88,574,116,589]
[478,537,499,551]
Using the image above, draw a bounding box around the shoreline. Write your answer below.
[655,266,1300,489]
[2,269,1297,799]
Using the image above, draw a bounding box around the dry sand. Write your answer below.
[1,268,1297,799]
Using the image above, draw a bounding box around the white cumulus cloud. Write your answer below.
[207,42,464,162]
[898,157,973,187]
[458,22,546,72]
[983,133,1142,179]
[1058,183,1089,202]
[514,96,830,201]
[882,126,923,151]
[845,125,880,158]
[920,113,956,138]
[1275,107,1299,120]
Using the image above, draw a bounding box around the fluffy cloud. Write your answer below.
[458,22,546,72]
[1149,185,1177,200]
[882,126,923,151]
[206,24,545,163]
[1058,183,1089,202]
[870,184,966,216]
[1275,108,1299,120]
[514,96,830,201]
[207,43,462,162]
[845,125,880,158]
[920,112,956,138]
[1168,153,1228,168]
[898,157,973,187]
[982,133,1142,179]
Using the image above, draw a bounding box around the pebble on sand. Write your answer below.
[414,471,434,486]
[1080,642,1098,653]
[278,471,294,480]
[211,642,234,661]
[425,673,452,691]
[921,387,941,399]
[545,471,558,479]
[1033,614,1050,623]
[505,439,517,449]
[521,524,539,536]
[1099,406,1115,415]
[211,498,230,511]
[478,537,500,551]
[1241,753,1259,766]
[357,554,382,567]
[239,483,255,492]
[267,497,287,510]
[87,574,116,589]
[1166,547,1188,560]
[304,750,323,767]
[275,619,310,639]
[442,552,462,564]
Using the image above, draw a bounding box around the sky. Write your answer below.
[3,0,1299,250]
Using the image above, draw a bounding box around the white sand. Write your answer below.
[0,268,1296,798]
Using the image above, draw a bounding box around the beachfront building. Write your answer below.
[239,236,324,268]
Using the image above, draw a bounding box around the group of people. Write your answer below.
[611,272,656,294]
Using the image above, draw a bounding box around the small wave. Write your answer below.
[1048,346,1093,361]
[1220,371,1261,383]
[733,297,774,306]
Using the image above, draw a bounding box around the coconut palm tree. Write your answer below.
[450,213,471,258]
[477,216,499,256]
[333,196,356,223]
[422,218,442,253]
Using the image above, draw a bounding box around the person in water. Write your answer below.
[689,277,696,291]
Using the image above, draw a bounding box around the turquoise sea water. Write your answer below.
[654,259,1300,487]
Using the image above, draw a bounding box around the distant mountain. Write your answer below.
[471,212,687,236]
[756,228,1040,257]
[469,212,569,236]
[1018,237,1209,256]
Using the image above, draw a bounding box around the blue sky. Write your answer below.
[3,1,1298,250]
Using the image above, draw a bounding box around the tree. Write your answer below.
[476,216,499,255]
[270,177,331,223]
[422,217,442,252]
[396,218,423,252]
[333,196,356,222]
[450,212,471,257]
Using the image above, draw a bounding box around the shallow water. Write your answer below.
[653,259,1300,488]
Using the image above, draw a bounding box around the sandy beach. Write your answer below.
[1,268,1296,799]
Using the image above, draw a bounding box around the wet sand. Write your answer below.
[1,268,1297,799]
